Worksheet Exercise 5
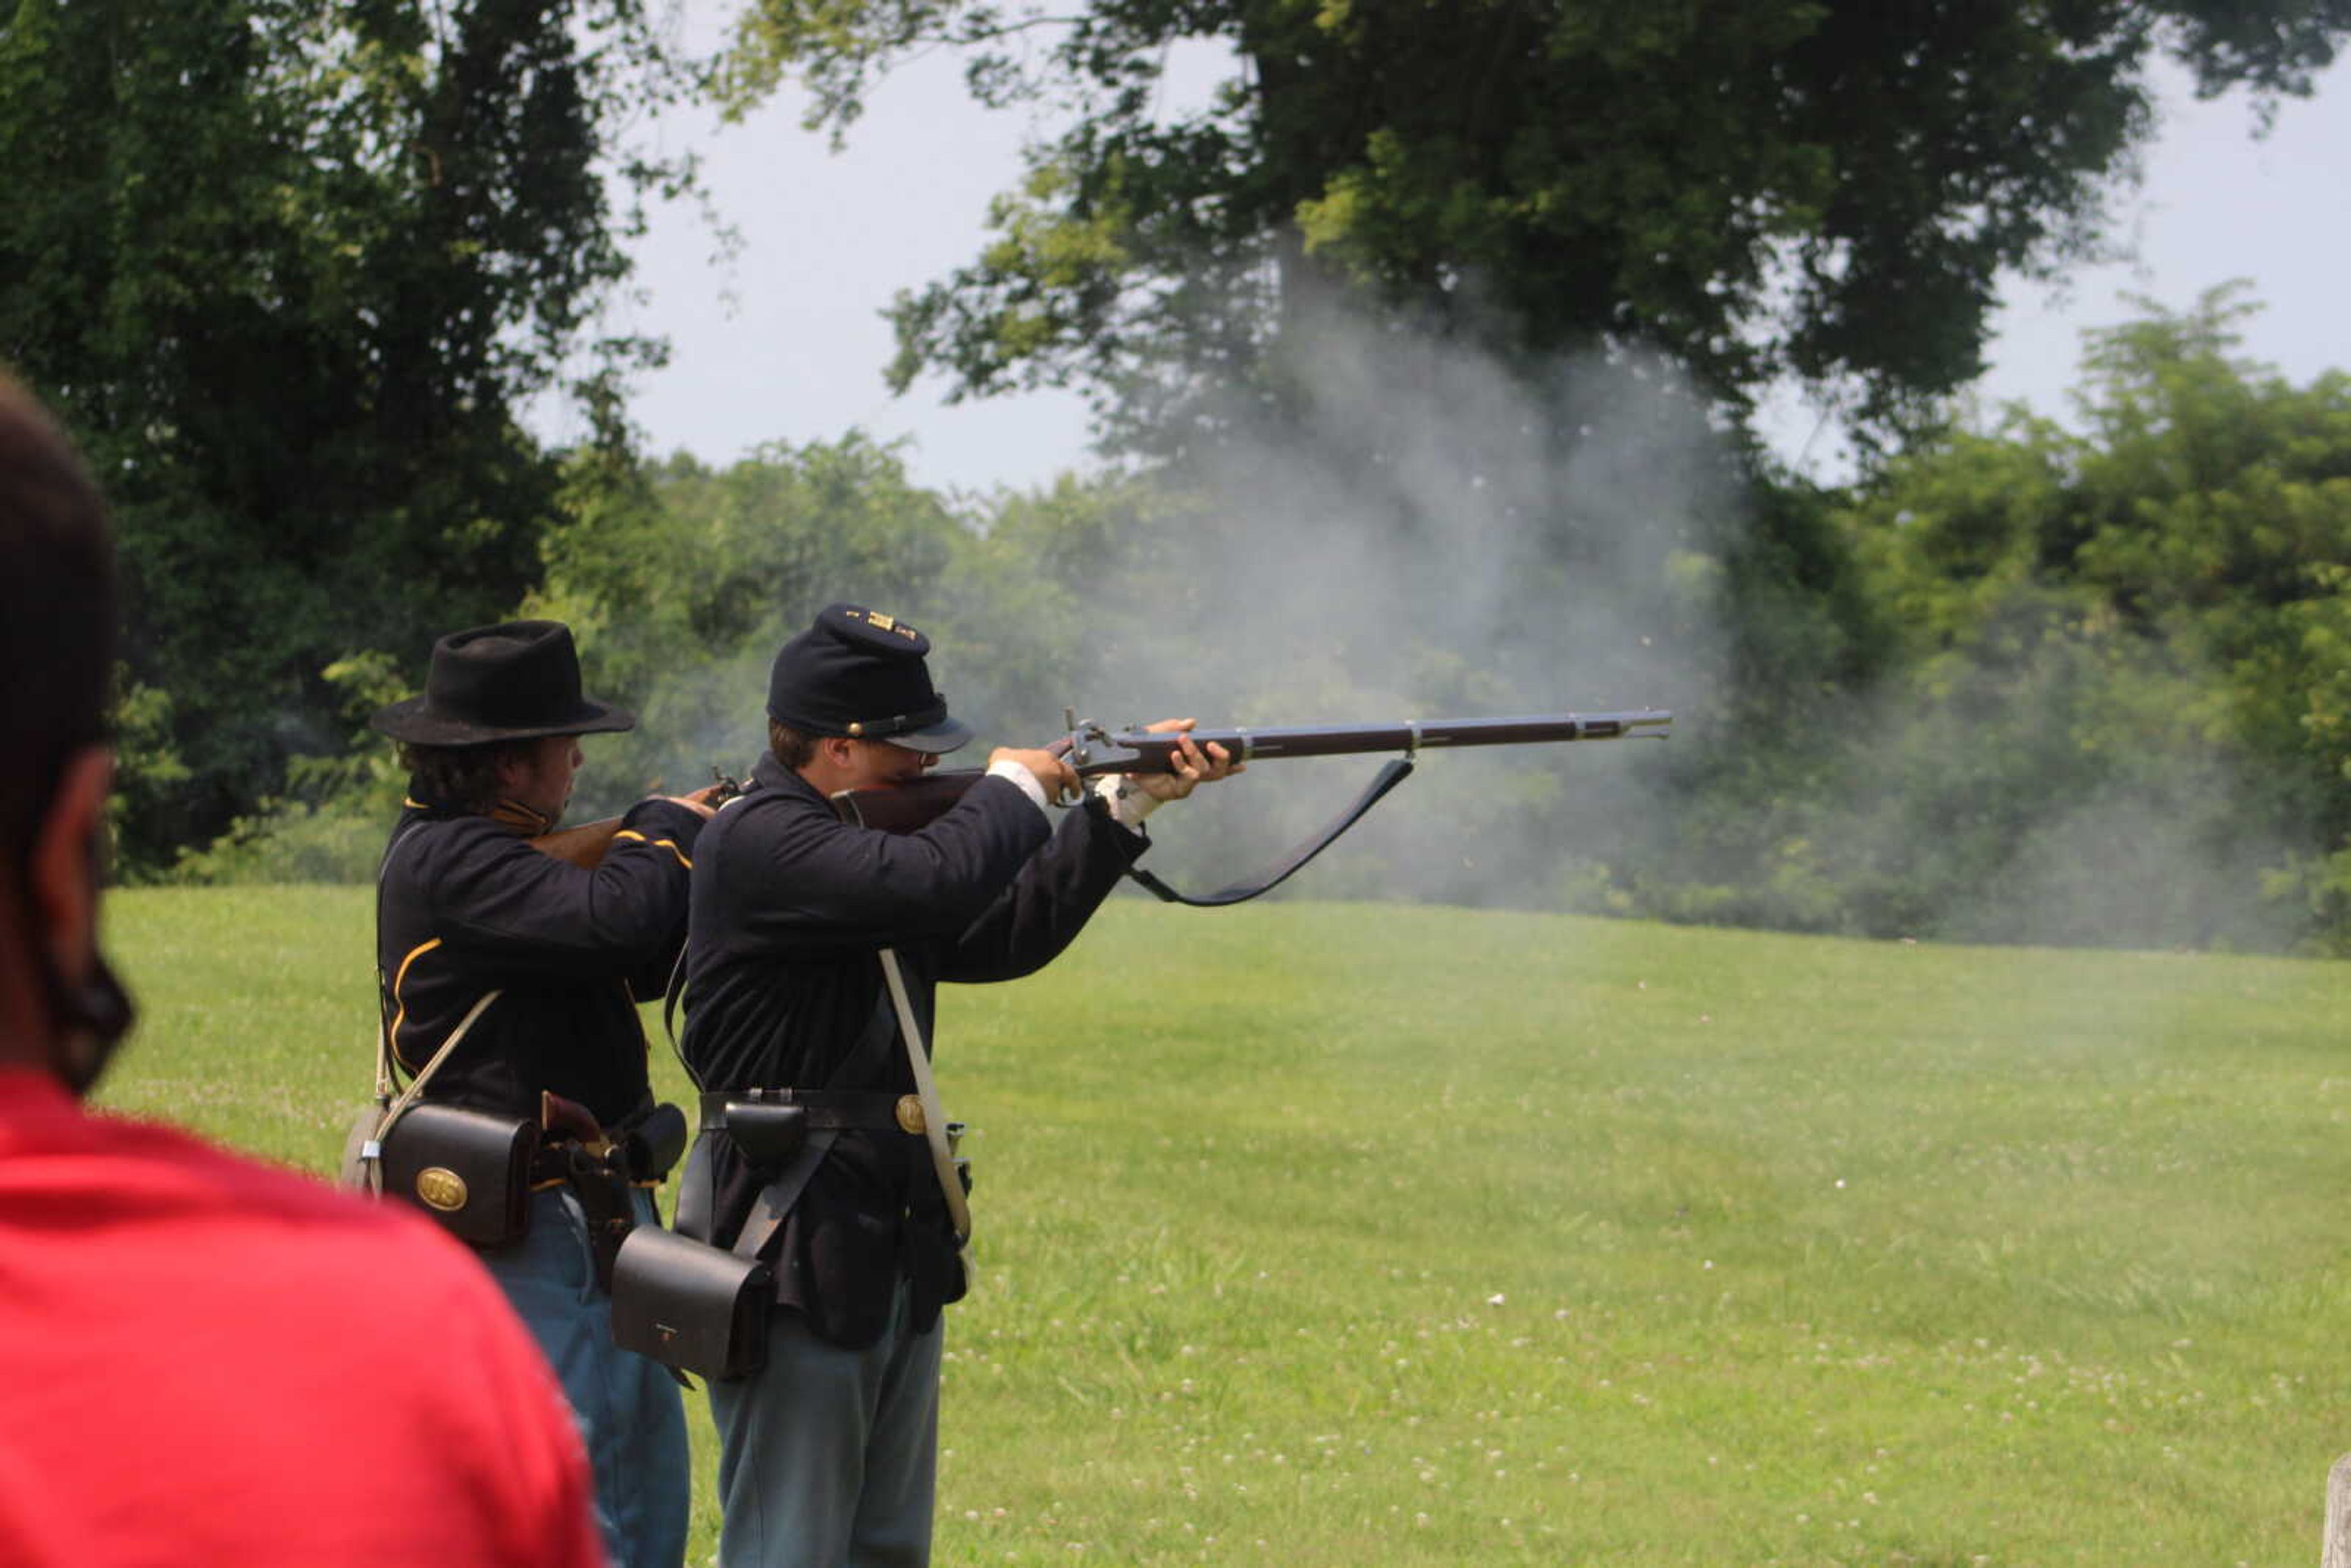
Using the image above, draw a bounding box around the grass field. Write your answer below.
[99,887,2351,1566]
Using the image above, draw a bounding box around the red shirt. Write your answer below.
[0,1068,606,1567]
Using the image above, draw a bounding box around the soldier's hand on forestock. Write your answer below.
[1136,718,1241,803]
[992,745,1081,805]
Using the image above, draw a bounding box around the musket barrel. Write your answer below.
[1090,710,1670,772]
[833,708,1671,828]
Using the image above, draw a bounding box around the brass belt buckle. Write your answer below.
[893,1094,926,1135]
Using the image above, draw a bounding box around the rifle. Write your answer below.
[831,709,1671,906]
[528,816,629,870]
[528,768,744,869]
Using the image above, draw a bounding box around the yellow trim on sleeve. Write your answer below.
[612,828,691,870]
[388,937,443,1071]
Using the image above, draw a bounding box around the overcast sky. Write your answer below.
[572,24,2351,494]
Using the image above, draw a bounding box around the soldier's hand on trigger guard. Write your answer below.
[991,745,1079,805]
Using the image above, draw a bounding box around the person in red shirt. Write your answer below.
[0,367,607,1567]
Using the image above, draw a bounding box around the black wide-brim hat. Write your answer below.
[369,620,635,747]
[768,603,974,754]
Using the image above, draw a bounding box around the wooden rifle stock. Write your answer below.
[530,817,624,869]
[829,773,991,833]
[525,769,745,866]
[829,708,1671,835]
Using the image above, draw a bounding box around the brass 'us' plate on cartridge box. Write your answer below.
[416,1167,468,1210]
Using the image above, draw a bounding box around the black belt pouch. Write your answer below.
[611,1227,771,1381]
[380,1103,539,1248]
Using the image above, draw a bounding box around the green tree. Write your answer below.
[527,433,974,810]
[0,0,688,871]
[716,0,2349,449]
[1799,287,2351,950]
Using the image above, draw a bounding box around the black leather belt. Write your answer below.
[699,1087,907,1133]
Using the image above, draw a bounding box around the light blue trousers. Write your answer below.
[483,1186,691,1568]
[708,1281,943,1568]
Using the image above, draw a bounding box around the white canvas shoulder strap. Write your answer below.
[875,946,970,1245]
[353,989,504,1195]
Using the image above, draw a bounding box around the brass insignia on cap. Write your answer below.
[868,612,896,631]
[894,1094,927,1135]
[416,1167,468,1212]
[847,722,864,737]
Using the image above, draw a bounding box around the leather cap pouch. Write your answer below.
[724,1101,808,1170]
[624,1101,691,1181]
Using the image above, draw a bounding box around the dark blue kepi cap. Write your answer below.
[767,604,974,754]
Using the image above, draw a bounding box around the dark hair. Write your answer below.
[0,372,115,879]
[397,740,532,814]
[768,719,818,771]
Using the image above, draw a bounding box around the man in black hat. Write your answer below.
[370,621,717,1568]
[0,370,608,1564]
[678,603,1235,1568]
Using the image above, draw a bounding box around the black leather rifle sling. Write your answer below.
[1125,757,1415,907]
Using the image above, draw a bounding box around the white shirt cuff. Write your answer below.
[987,758,1052,819]
[1090,774,1160,830]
